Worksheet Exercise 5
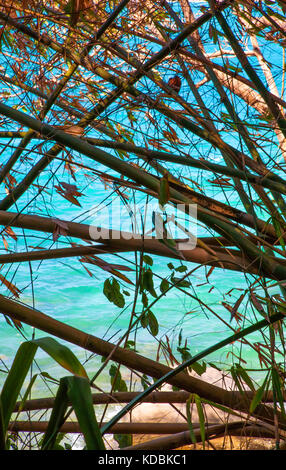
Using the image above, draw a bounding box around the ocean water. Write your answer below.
[0,162,279,402]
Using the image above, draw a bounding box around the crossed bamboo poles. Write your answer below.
[0,0,286,449]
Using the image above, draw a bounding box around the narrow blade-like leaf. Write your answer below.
[65,376,105,450]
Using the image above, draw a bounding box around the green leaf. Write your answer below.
[194,394,205,449]
[142,291,148,307]
[16,373,38,413]
[159,173,169,208]
[272,218,286,251]
[109,364,127,392]
[160,278,169,294]
[172,277,191,288]
[186,396,197,445]
[0,341,37,432]
[141,374,150,390]
[142,269,157,298]
[175,265,187,273]
[0,399,6,450]
[234,364,255,392]
[143,255,153,266]
[42,376,105,451]
[103,277,125,308]
[249,372,270,413]
[114,433,132,448]
[147,310,159,337]
[140,313,148,329]
[177,346,191,362]
[0,336,88,440]
[41,379,70,450]
[190,361,207,376]
[32,337,88,378]
[271,367,286,418]
[65,376,105,450]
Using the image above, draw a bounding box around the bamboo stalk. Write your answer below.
[14,391,192,412]
[2,129,284,191]
[14,389,283,413]
[6,420,204,435]
[122,423,275,450]
[84,138,286,194]
[0,209,281,278]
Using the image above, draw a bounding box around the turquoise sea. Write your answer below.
[0,160,280,400]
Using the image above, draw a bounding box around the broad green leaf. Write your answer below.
[190,361,206,376]
[32,337,88,378]
[234,364,255,392]
[0,341,37,431]
[142,269,157,298]
[172,277,191,288]
[142,292,148,307]
[175,265,187,273]
[65,376,105,450]
[140,312,148,329]
[103,277,125,308]
[109,364,127,392]
[114,433,132,448]
[1,336,88,439]
[143,255,153,266]
[41,379,70,450]
[16,373,38,413]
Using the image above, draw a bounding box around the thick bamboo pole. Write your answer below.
[14,391,192,412]
[122,423,275,450]
[0,209,280,278]
[14,389,282,413]
[6,420,211,435]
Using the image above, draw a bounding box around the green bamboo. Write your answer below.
[1,101,286,280]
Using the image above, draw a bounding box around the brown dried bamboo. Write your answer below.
[14,389,282,413]
[0,210,280,278]
[122,423,275,450]
[7,420,200,434]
